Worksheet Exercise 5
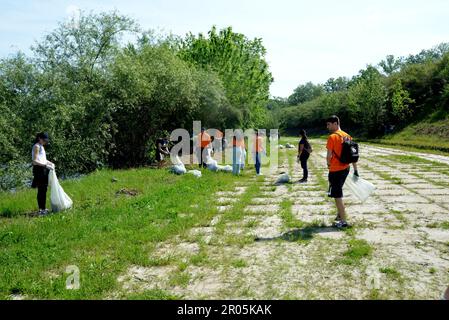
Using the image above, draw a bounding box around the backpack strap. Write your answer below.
[330,132,346,162]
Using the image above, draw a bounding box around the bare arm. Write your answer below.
[32,145,47,167]
[327,149,333,169]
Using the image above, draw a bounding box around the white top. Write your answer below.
[32,143,47,164]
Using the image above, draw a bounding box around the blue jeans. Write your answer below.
[232,146,240,175]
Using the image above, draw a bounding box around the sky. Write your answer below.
[1,0,449,97]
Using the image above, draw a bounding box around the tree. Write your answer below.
[390,79,415,122]
[379,55,403,75]
[179,26,273,128]
[324,77,349,93]
[287,82,324,105]
[348,66,387,136]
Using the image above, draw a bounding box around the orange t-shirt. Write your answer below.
[232,137,246,148]
[326,130,351,172]
[198,132,211,148]
[253,136,264,153]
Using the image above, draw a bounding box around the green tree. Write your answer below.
[324,77,349,93]
[179,26,273,128]
[390,79,415,122]
[379,55,403,75]
[288,82,324,105]
[348,66,387,136]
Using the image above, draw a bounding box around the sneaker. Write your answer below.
[334,220,349,228]
[38,209,50,217]
[298,179,308,184]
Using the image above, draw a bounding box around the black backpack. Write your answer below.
[333,132,359,164]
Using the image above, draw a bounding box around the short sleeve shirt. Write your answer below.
[326,130,351,172]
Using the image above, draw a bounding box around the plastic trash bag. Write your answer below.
[285,143,295,149]
[187,170,202,178]
[170,155,187,175]
[279,144,285,149]
[48,170,73,212]
[217,165,233,173]
[205,150,219,172]
[171,165,187,175]
[276,173,290,184]
[345,173,376,203]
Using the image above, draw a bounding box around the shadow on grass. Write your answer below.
[254,226,344,242]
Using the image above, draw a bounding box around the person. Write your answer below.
[31,132,55,216]
[212,129,224,153]
[232,136,242,176]
[155,137,170,166]
[197,128,211,168]
[232,131,245,175]
[252,130,264,176]
[326,116,358,228]
[297,129,312,183]
[444,286,449,300]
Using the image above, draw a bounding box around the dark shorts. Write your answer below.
[328,168,350,198]
[31,165,49,189]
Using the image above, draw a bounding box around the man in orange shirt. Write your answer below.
[197,127,211,168]
[326,115,358,228]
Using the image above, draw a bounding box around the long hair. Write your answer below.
[300,129,310,146]
[34,132,44,144]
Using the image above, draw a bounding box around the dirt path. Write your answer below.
[116,141,449,299]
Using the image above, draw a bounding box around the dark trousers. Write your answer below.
[255,152,261,174]
[199,147,207,168]
[37,186,48,210]
[300,155,309,180]
[32,165,49,210]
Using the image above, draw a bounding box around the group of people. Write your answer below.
[193,128,265,176]
[32,116,355,228]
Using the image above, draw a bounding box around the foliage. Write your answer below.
[179,26,273,128]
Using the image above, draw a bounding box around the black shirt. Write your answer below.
[299,138,311,157]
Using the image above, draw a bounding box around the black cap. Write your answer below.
[37,132,50,143]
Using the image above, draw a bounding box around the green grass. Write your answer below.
[0,167,243,299]
[231,259,247,268]
[339,239,373,265]
[362,117,449,154]
[380,267,402,281]
[124,289,180,300]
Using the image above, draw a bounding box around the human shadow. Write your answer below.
[254,226,344,242]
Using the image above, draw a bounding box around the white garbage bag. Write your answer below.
[171,165,187,175]
[48,170,73,212]
[285,143,295,149]
[204,149,218,171]
[170,155,187,175]
[217,165,233,173]
[187,170,202,178]
[276,173,290,184]
[279,144,285,149]
[207,160,218,172]
[345,173,376,203]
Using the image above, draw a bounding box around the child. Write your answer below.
[31,132,55,216]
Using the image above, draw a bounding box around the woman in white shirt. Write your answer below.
[31,132,55,216]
